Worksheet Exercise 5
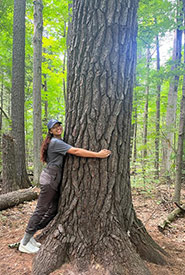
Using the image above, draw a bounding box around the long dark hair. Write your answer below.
[40,132,53,163]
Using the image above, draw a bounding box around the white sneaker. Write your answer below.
[30,237,41,248]
[19,240,39,254]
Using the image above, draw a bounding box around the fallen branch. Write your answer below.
[0,187,38,211]
[174,202,185,212]
[158,203,185,232]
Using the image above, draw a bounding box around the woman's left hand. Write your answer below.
[97,149,111,158]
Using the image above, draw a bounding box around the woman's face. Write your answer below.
[50,123,63,137]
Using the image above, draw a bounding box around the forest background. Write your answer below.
[0,0,185,274]
[0,0,185,202]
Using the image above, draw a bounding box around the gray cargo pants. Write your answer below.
[26,166,62,235]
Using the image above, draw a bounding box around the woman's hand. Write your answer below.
[68,147,111,158]
[97,149,111,158]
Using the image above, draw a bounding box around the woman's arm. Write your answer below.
[67,147,111,158]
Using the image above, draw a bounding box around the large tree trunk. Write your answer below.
[33,1,166,274]
[11,0,30,188]
[162,4,183,178]
[33,0,43,185]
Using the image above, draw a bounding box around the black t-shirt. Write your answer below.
[46,138,72,168]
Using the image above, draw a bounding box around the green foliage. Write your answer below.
[0,0,69,169]
[1,0,185,188]
[41,0,69,121]
[131,0,185,188]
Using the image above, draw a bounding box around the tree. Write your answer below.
[134,0,173,183]
[162,0,183,178]
[0,0,13,137]
[173,0,185,203]
[2,134,18,193]
[33,1,167,274]
[143,46,150,160]
[155,31,161,179]
[131,88,138,174]
[11,0,30,188]
[33,0,43,184]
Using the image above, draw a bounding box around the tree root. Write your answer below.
[130,213,168,265]
[32,229,152,275]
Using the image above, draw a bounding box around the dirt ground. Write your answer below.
[0,185,184,275]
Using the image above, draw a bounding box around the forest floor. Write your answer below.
[0,184,185,275]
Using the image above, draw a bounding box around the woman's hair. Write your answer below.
[40,132,53,163]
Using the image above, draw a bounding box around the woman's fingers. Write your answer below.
[99,149,111,158]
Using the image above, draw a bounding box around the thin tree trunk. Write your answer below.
[63,51,67,103]
[33,0,43,184]
[143,46,150,159]
[173,1,185,203]
[0,72,4,163]
[62,22,67,103]
[42,47,48,127]
[155,34,161,179]
[132,89,137,174]
[11,0,30,188]
[7,88,11,118]
[0,72,3,132]
[43,73,48,124]
[33,1,166,274]
[42,47,48,130]
[162,3,183,178]
[142,46,150,183]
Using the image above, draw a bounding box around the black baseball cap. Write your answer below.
[47,119,62,130]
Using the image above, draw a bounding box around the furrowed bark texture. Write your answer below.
[33,1,166,274]
[11,0,30,188]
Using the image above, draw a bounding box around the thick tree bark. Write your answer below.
[162,4,183,177]
[33,0,43,184]
[33,1,166,274]
[0,188,38,210]
[11,0,30,188]
[2,134,19,193]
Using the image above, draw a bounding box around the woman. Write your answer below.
[19,119,111,253]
